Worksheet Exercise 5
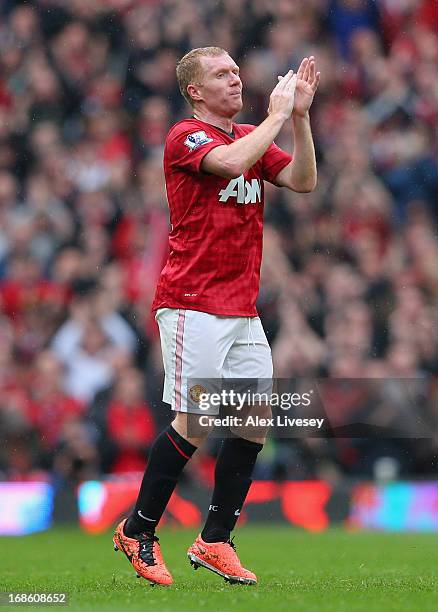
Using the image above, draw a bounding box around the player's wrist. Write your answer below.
[267,110,290,124]
[292,110,310,121]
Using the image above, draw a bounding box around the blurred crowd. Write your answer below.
[0,0,437,484]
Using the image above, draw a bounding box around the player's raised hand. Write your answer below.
[268,70,298,121]
[292,56,320,117]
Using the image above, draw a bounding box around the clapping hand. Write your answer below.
[278,56,320,118]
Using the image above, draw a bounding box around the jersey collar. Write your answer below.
[191,116,235,139]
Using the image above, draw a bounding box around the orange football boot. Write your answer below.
[187,534,257,585]
[113,519,173,586]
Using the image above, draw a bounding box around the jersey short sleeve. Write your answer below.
[166,123,224,173]
[261,141,293,184]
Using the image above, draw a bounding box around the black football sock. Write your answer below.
[201,436,263,543]
[124,424,197,537]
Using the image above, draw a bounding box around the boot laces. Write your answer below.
[135,532,159,566]
[226,536,238,553]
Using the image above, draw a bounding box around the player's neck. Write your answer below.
[192,110,233,135]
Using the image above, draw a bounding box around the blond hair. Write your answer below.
[176,47,228,106]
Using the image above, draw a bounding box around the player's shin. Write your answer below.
[201,435,263,543]
[124,424,197,537]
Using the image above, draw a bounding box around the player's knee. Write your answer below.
[172,412,212,447]
[256,404,272,421]
[247,402,272,422]
[229,403,271,443]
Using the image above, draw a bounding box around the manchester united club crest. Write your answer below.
[189,384,208,403]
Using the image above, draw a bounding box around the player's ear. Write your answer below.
[187,84,202,102]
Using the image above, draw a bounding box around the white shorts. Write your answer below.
[155,308,273,414]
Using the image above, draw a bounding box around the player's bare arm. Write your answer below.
[274,56,320,192]
[201,71,298,179]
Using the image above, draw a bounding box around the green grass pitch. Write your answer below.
[2,526,438,611]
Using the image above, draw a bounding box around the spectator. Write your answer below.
[26,351,86,459]
[104,367,156,473]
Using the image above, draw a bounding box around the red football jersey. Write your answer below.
[152,118,292,316]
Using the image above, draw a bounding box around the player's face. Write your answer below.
[197,54,242,117]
